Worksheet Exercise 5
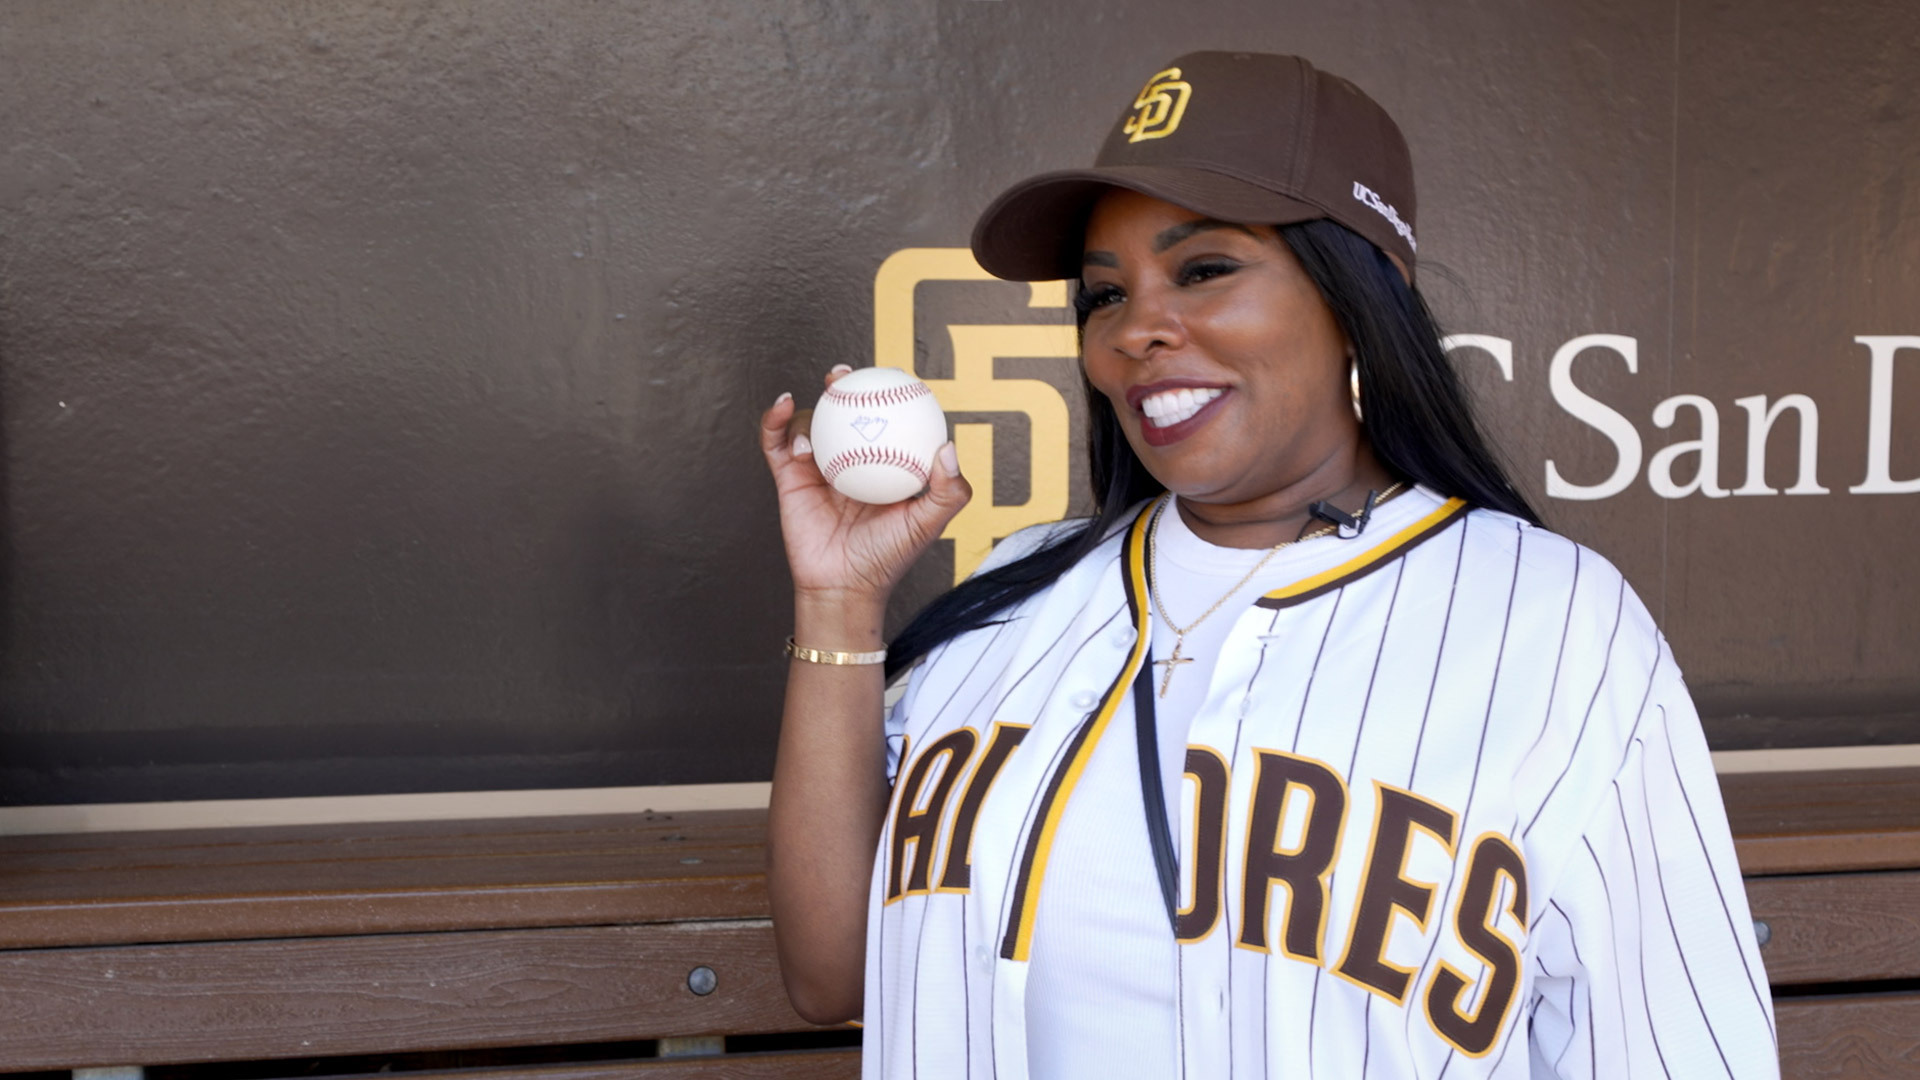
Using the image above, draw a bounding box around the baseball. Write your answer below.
[809,367,948,504]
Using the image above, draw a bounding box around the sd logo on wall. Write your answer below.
[873,249,1078,584]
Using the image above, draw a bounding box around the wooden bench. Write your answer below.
[0,810,853,1077]
[0,768,1913,1078]
[1722,767,1920,1078]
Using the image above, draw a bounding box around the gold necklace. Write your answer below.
[1148,482,1405,698]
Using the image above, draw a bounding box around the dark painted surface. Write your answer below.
[0,1,1914,802]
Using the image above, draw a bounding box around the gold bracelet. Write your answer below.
[784,635,888,666]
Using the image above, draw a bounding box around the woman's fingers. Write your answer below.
[763,365,855,464]
[760,391,825,497]
[903,441,972,538]
[760,391,796,460]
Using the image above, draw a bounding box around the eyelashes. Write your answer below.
[1073,283,1123,316]
[1178,257,1240,285]
[1072,258,1243,316]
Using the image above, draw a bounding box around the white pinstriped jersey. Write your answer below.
[865,488,1778,1079]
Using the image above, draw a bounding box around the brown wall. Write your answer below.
[0,0,1915,803]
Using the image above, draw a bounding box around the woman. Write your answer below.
[759,52,1777,1079]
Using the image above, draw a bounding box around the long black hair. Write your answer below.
[883,217,1540,681]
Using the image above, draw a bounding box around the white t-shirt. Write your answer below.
[1025,491,1431,1078]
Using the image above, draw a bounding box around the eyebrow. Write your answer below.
[1081,218,1260,267]
[1152,218,1258,252]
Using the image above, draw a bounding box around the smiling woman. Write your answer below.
[1078,191,1385,518]
[759,51,1780,1080]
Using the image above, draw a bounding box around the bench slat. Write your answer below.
[0,816,774,948]
[1735,832,1920,879]
[1722,768,1920,876]
[0,812,766,868]
[0,869,768,951]
[326,1051,860,1080]
[0,920,823,1071]
[1748,871,1920,986]
[1776,992,1920,1079]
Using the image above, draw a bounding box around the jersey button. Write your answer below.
[1110,626,1136,648]
[1069,690,1100,711]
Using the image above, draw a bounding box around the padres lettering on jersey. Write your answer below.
[882,725,1529,1054]
[864,490,1777,1079]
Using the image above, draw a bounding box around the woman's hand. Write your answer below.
[760,366,972,606]
[759,365,971,1022]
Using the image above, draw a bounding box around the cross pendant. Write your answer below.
[1153,636,1194,698]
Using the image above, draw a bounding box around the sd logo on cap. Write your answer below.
[1122,67,1192,143]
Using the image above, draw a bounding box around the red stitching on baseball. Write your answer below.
[824,380,934,410]
[820,445,931,485]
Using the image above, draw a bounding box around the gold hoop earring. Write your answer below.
[1349,359,1363,423]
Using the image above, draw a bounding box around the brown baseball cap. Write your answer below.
[971,52,1418,282]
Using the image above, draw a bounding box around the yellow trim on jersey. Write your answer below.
[1001,498,1158,963]
[1257,497,1469,609]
